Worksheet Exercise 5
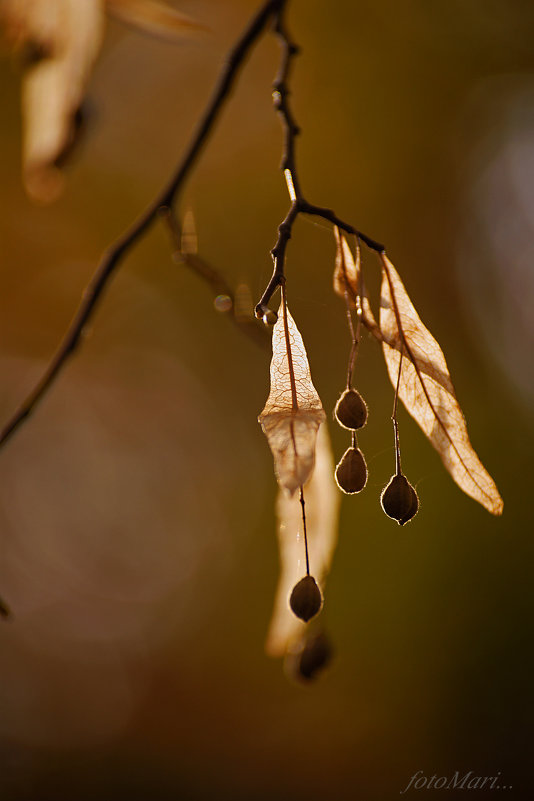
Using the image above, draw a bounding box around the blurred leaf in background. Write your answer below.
[0,0,203,202]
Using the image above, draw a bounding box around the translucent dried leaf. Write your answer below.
[379,254,503,515]
[107,0,206,41]
[259,301,325,495]
[333,227,382,338]
[265,424,340,657]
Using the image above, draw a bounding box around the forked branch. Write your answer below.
[255,7,383,318]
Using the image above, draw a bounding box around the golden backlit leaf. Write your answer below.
[1,0,105,202]
[333,227,382,339]
[379,254,503,515]
[106,0,206,41]
[265,423,340,657]
[259,301,325,495]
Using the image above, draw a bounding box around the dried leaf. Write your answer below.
[106,0,206,41]
[1,0,105,202]
[379,254,503,515]
[259,301,326,495]
[265,423,340,657]
[333,227,382,339]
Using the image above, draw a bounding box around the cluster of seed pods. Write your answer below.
[333,386,419,525]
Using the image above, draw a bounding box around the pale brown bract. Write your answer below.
[265,423,339,657]
[378,254,503,516]
[333,226,382,340]
[258,301,325,496]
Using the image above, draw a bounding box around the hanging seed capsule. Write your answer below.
[381,473,419,525]
[286,631,333,683]
[334,388,368,430]
[335,447,368,494]
[289,575,322,622]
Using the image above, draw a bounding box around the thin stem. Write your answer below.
[281,266,311,579]
[392,350,404,476]
[334,232,363,396]
[0,0,283,448]
[299,485,310,576]
[344,290,362,393]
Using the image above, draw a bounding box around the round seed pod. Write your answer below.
[381,473,419,525]
[335,447,368,494]
[286,631,333,683]
[334,388,368,430]
[289,575,322,622]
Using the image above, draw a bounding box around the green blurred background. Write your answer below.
[1,1,533,798]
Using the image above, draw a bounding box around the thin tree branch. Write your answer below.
[0,0,283,448]
[255,8,384,318]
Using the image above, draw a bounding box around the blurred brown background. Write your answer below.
[1,1,533,799]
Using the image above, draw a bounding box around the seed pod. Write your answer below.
[335,447,368,494]
[287,631,333,683]
[381,473,419,525]
[334,388,368,430]
[289,575,322,622]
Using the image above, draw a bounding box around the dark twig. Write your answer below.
[0,0,283,448]
[254,8,384,318]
